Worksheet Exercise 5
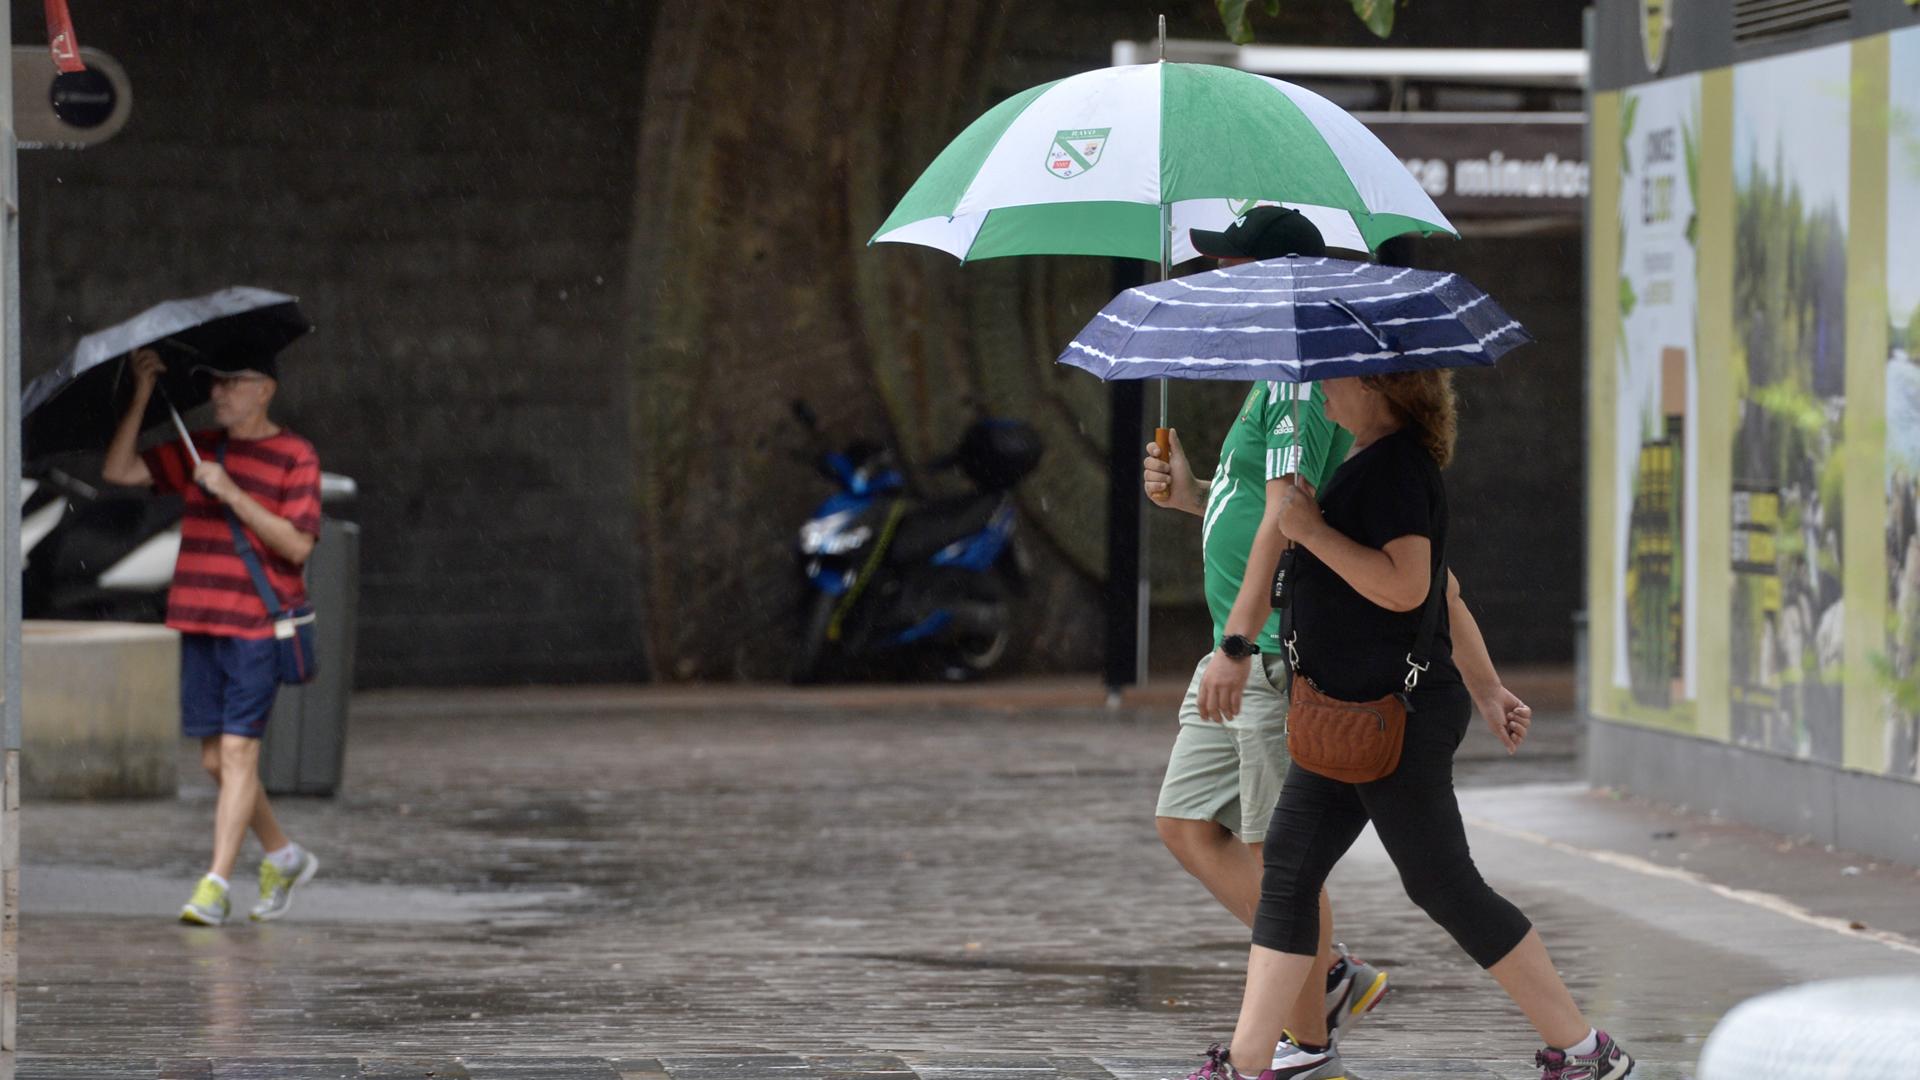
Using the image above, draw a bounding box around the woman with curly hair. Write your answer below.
[1181,370,1637,1080]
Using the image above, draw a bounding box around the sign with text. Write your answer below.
[1359,114,1587,219]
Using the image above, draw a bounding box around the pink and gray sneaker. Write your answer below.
[1177,1043,1345,1080]
[1178,1044,1244,1080]
[1534,1030,1635,1080]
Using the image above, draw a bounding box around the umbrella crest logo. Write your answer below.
[1047,128,1111,179]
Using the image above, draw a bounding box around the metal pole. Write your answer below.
[1137,12,1174,688]
[1578,5,1595,731]
[1158,10,1171,433]
[1,1,22,1069]
[1105,369,1146,694]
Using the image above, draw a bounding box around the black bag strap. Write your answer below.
[1282,474,1449,693]
[217,441,285,621]
[1406,485,1450,690]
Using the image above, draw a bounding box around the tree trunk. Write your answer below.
[626,3,1124,680]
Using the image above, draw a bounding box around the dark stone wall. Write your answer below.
[14,4,650,685]
[1400,232,1587,663]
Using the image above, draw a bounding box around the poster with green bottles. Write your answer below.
[1729,43,1850,764]
[1614,74,1699,712]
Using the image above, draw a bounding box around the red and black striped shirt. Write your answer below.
[143,430,322,639]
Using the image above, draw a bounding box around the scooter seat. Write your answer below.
[888,494,1003,566]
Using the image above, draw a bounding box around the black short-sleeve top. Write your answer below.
[1289,427,1462,703]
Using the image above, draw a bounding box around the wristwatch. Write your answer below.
[1220,634,1261,659]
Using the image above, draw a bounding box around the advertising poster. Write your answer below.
[1612,75,1699,710]
[1729,44,1851,764]
[1884,27,1920,780]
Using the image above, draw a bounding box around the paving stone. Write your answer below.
[1343,1063,1505,1078]
[19,1061,161,1080]
[1039,1057,1116,1080]
[212,1059,361,1080]
[803,1054,917,1080]
[896,1055,1069,1080]
[653,1055,814,1080]
[357,1059,471,1079]
[461,1059,621,1080]
[1077,1058,1194,1080]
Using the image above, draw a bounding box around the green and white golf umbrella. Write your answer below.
[870,62,1456,264]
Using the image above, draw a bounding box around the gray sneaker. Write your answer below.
[250,849,320,921]
[178,874,229,926]
[1269,1036,1348,1080]
[1325,943,1389,1043]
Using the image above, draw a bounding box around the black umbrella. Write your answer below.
[22,287,311,462]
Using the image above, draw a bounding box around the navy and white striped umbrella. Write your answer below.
[1058,255,1530,383]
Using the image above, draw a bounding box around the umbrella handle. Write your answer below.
[1149,428,1173,502]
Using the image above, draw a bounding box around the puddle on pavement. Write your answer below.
[25,865,587,925]
[463,798,607,838]
[857,952,1229,1012]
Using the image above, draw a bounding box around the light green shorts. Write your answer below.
[1154,651,1292,843]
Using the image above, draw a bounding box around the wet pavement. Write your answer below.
[16,682,1920,1079]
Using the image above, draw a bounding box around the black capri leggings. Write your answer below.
[1251,685,1532,969]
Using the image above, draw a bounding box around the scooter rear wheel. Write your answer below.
[790,592,839,685]
[944,596,1012,680]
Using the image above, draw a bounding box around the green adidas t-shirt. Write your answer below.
[1201,381,1353,652]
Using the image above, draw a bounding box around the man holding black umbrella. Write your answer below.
[102,347,323,926]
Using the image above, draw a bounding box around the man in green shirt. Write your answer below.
[1144,208,1384,1072]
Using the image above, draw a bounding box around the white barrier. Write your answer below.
[1698,977,1920,1080]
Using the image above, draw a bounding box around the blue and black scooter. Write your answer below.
[789,400,1041,684]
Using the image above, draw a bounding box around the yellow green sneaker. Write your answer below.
[179,874,229,926]
[250,849,319,922]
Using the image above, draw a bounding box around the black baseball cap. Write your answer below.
[192,353,280,382]
[1191,205,1327,260]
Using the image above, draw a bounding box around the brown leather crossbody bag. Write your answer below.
[1277,500,1447,785]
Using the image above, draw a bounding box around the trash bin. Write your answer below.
[260,495,360,796]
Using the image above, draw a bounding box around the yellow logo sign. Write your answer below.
[1642,0,1672,74]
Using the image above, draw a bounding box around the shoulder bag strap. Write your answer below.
[217,441,285,622]
[1405,481,1450,691]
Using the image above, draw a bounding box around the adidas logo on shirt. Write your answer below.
[1274,416,1295,437]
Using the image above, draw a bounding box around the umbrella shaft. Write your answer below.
[1159,199,1171,429]
[163,398,202,468]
